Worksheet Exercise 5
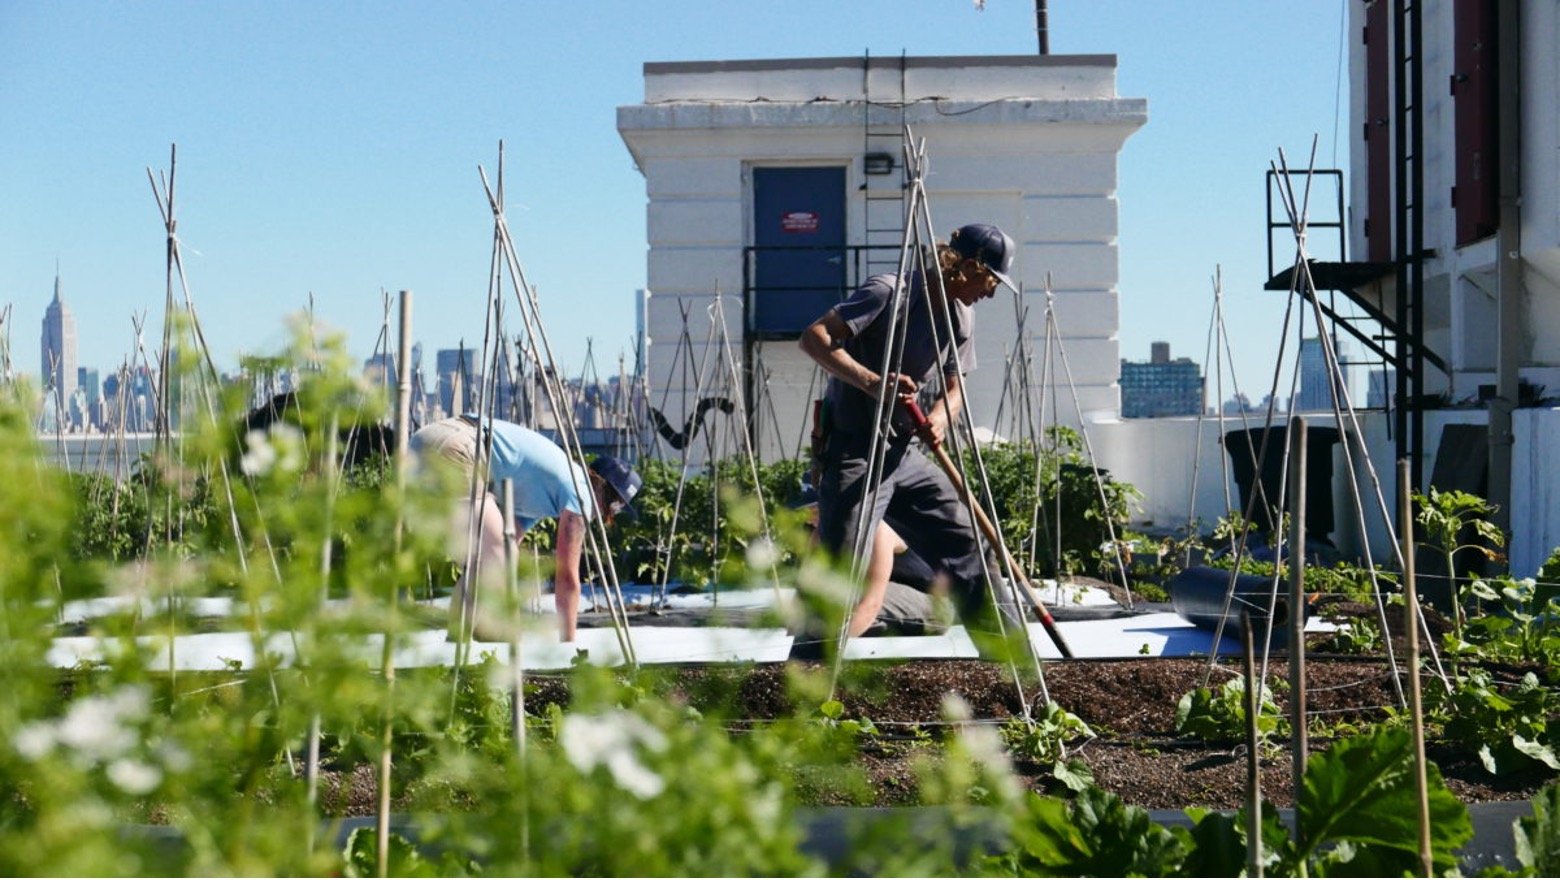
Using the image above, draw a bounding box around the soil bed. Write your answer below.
[315,656,1553,815]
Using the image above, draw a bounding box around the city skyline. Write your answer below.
[33,320,630,435]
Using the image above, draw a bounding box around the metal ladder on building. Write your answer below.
[1392,0,1428,487]
[861,51,908,280]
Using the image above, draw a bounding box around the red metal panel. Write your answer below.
[1364,0,1393,261]
[1453,0,1500,245]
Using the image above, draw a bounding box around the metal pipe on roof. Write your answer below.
[1489,0,1523,540]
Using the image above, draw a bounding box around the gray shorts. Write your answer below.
[815,440,987,611]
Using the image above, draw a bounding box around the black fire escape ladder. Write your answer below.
[1393,0,1428,488]
[1263,0,1439,488]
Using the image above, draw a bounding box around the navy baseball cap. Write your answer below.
[949,223,1017,292]
[589,455,642,515]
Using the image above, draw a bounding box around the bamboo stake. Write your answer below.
[305,415,339,851]
[501,479,530,869]
[1242,610,1264,878]
[377,290,413,878]
[1287,416,1309,820]
[1400,459,1432,876]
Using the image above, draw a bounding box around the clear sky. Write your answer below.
[1,1,1349,406]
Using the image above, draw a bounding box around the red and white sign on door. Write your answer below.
[780,211,820,234]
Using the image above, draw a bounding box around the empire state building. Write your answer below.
[41,273,78,410]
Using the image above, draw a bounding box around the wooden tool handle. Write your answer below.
[899,399,1073,658]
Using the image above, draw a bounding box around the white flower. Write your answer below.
[157,742,192,774]
[745,538,780,570]
[56,687,148,762]
[605,747,665,799]
[240,429,277,476]
[267,423,305,473]
[13,723,56,760]
[959,724,1021,802]
[106,685,151,720]
[106,758,162,795]
[559,710,669,799]
[940,693,973,723]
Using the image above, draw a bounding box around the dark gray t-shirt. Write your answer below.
[822,272,976,445]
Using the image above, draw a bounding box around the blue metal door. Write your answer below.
[750,166,846,337]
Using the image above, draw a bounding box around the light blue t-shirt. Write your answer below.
[480,419,596,533]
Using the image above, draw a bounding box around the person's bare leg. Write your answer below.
[847,523,906,638]
[450,492,507,639]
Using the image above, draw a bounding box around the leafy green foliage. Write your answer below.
[958,430,1141,580]
[342,827,475,877]
[1454,576,1560,672]
[1001,702,1094,766]
[1292,725,1472,876]
[1175,676,1287,742]
[992,786,1187,877]
[1430,669,1560,776]
[1415,487,1507,641]
[1516,782,1560,876]
[603,455,808,589]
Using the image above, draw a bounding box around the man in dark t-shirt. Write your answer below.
[798,223,1018,642]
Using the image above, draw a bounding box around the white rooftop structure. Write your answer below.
[619,54,1146,462]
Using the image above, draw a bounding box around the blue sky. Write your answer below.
[1,1,1348,404]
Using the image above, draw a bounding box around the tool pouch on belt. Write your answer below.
[810,399,836,490]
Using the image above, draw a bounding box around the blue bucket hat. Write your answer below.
[949,223,1017,293]
[589,455,642,516]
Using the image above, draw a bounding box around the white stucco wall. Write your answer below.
[619,55,1145,463]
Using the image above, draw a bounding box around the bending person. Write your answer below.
[411,415,641,642]
[799,223,1017,642]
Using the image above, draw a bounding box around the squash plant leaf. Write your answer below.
[1296,726,1472,874]
[1515,782,1560,876]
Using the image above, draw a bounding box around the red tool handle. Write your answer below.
[902,399,938,448]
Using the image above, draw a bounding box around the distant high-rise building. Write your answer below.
[435,347,477,416]
[41,273,78,420]
[76,367,101,431]
[363,353,397,384]
[1119,342,1203,418]
[76,366,100,403]
[101,366,156,433]
[1296,336,1335,412]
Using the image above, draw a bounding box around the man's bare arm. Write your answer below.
[799,311,916,400]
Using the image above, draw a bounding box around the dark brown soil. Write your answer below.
[317,657,1554,815]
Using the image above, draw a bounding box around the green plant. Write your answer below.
[816,698,880,739]
[991,786,1188,877]
[959,432,1141,581]
[1313,611,1382,654]
[1000,701,1095,791]
[603,455,808,589]
[1415,487,1507,642]
[342,827,474,877]
[1430,668,1559,776]
[1458,576,1560,672]
[1175,675,1287,742]
[1284,725,1473,876]
[988,726,1473,877]
[1516,782,1560,876]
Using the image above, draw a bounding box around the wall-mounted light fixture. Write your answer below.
[863,152,895,175]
